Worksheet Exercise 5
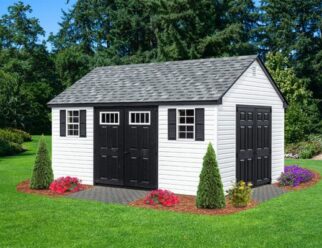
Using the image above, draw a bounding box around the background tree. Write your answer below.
[265,52,321,143]
[0,2,58,133]
[0,70,29,129]
[259,0,322,104]
[54,46,91,87]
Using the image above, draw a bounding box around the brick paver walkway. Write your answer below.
[252,184,286,203]
[67,186,149,204]
[68,184,285,204]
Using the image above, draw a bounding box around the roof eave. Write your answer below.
[47,99,221,108]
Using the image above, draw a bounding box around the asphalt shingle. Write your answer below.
[48,55,258,105]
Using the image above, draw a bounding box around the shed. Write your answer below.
[48,55,287,195]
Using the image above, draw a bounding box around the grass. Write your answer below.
[0,136,322,247]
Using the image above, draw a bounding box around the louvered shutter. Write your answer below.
[168,109,176,140]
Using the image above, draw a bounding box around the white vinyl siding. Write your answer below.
[217,60,284,190]
[52,107,94,185]
[158,105,217,195]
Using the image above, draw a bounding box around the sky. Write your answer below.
[0,0,77,45]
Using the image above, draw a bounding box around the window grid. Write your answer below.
[129,111,150,125]
[67,110,79,136]
[178,109,194,139]
[100,112,119,125]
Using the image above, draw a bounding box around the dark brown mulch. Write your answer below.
[129,195,257,216]
[274,169,320,191]
[16,179,93,197]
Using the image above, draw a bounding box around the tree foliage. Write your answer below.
[196,143,225,209]
[259,0,322,98]
[30,135,53,189]
[54,46,91,87]
[0,2,57,133]
[265,52,321,143]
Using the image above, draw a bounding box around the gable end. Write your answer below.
[219,57,288,108]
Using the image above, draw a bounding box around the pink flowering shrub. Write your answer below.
[144,189,179,207]
[49,176,83,194]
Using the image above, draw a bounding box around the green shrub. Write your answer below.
[0,129,24,144]
[299,142,320,159]
[227,181,252,208]
[0,138,24,156]
[285,134,322,159]
[6,128,32,142]
[196,143,225,209]
[30,136,53,189]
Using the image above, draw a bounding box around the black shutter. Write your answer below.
[80,110,86,137]
[168,109,176,140]
[195,108,204,141]
[60,110,66,137]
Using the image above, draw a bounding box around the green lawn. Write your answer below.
[1,136,322,247]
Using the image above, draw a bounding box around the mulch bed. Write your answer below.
[274,169,320,191]
[129,195,257,216]
[16,179,93,197]
[130,170,321,215]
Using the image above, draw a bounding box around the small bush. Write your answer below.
[227,181,252,208]
[0,138,24,156]
[49,177,83,194]
[286,139,321,159]
[30,136,53,189]
[7,128,32,142]
[0,129,24,144]
[144,189,179,207]
[278,165,313,187]
[196,143,225,209]
[299,142,321,159]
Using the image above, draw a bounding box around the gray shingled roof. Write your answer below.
[48,55,258,105]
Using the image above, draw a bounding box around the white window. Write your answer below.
[129,111,150,125]
[178,109,194,139]
[100,112,119,125]
[67,110,79,136]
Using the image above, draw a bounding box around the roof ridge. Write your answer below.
[93,54,258,70]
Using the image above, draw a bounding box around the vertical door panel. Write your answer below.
[94,109,123,185]
[236,107,255,183]
[254,107,271,185]
[124,108,157,189]
[236,105,271,186]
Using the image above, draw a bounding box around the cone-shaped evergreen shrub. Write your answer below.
[30,136,53,189]
[196,143,225,209]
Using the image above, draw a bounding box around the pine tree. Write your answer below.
[196,143,225,209]
[259,0,322,98]
[30,136,53,189]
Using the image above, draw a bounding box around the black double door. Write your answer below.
[94,107,158,189]
[236,105,272,186]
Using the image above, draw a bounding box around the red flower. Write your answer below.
[49,176,83,194]
[144,189,179,207]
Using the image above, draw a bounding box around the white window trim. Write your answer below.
[100,111,120,125]
[129,111,151,125]
[177,108,195,140]
[66,110,80,137]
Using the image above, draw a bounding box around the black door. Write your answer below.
[236,105,271,186]
[94,109,124,185]
[124,109,158,188]
[94,107,158,189]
